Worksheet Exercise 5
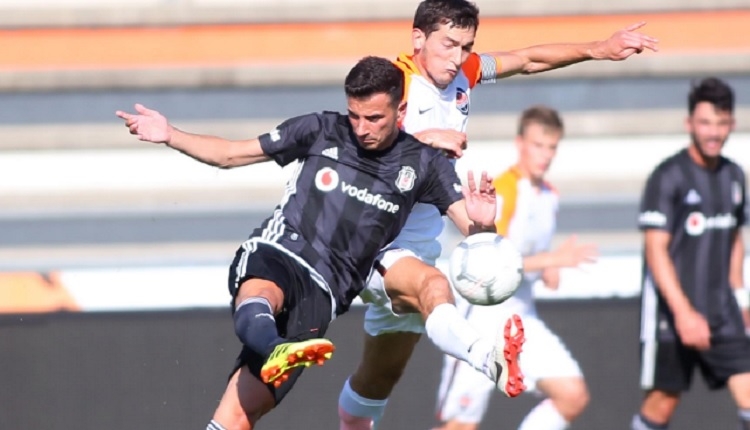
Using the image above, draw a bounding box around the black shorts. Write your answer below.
[227,241,333,405]
[640,336,750,392]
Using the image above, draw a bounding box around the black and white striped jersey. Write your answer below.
[248,112,463,315]
[638,148,747,340]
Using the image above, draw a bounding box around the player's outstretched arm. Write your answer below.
[522,235,598,274]
[115,103,270,168]
[446,171,497,236]
[486,22,659,78]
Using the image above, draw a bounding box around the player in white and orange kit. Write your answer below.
[338,1,658,429]
[435,106,598,430]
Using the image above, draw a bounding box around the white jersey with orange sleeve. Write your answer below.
[359,52,498,336]
[386,53,496,258]
[492,167,559,317]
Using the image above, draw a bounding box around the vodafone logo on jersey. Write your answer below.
[685,212,737,236]
[314,167,400,213]
[315,167,339,192]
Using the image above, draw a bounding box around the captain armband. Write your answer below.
[478,54,497,84]
[735,287,750,309]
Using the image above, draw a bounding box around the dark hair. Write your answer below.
[344,56,404,106]
[517,105,564,136]
[413,0,479,38]
[688,77,734,114]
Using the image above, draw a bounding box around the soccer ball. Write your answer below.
[448,232,524,306]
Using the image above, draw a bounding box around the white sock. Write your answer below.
[206,419,227,430]
[518,399,569,430]
[425,303,489,371]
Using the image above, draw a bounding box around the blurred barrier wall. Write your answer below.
[0,256,638,313]
[1,10,749,91]
[4,255,750,313]
[0,303,737,430]
[2,134,750,213]
[1,0,748,27]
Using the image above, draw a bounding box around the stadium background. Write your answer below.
[1,0,749,428]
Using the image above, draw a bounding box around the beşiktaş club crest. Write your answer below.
[396,166,417,192]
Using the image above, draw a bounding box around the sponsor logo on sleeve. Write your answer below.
[269,129,281,142]
[638,211,667,227]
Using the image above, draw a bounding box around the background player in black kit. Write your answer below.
[632,77,750,430]
[116,56,498,430]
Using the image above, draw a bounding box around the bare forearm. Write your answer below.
[522,252,559,272]
[491,41,604,77]
[167,128,266,168]
[514,42,601,74]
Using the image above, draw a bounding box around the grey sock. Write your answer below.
[738,408,750,430]
[631,413,668,430]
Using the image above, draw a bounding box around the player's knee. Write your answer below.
[417,272,455,313]
[236,278,284,311]
[554,379,589,419]
[729,373,750,409]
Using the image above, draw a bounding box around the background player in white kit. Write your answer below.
[434,106,598,430]
[338,1,659,428]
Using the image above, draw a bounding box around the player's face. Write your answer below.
[686,101,734,160]
[412,23,476,89]
[347,93,406,151]
[516,123,561,182]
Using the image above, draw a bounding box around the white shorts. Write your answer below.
[436,312,582,423]
[359,240,441,336]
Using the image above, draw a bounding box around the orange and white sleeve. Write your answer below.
[461,52,501,87]
[492,170,519,237]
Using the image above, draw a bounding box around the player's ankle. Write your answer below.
[467,338,494,375]
[631,413,669,430]
[206,419,227,430]
[338,408,374,430]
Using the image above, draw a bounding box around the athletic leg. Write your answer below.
[209,366,276,430]
[703,337,750,429]
[433,350,495,430]
[729,373,750,430]
[340,251,524,429]
[518,318,588,430]
[633,390,680,429]
[339,331,421,429]
[520,379,588,430]
[383,256,519,380]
